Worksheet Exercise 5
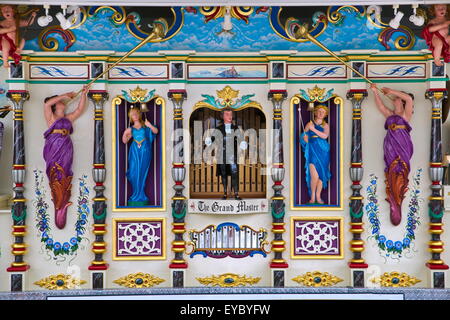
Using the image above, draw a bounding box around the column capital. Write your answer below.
[425,88,447,102]
[268,90,287,101]
[168,90,187,101]
[88,90,109,106]
[7,90,29,106]
[346,89,368,100]
[268,90,287,110]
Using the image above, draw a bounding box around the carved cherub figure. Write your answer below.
[0,5,36,68]
[422,4,450,66]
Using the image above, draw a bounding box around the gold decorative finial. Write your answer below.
[296,23,310,39]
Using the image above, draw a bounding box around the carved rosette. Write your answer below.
[268,90,288,268]
[6,91,30,272]
[88,91,109,270]
[425,89,449,270]
[168,90,188,269]
[346,90,368,269]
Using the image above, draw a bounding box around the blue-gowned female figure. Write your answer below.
[122,108,158,206]
[300,104,331,204]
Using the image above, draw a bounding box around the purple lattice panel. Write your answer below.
[291,217,343,259]
[113,218,165,260]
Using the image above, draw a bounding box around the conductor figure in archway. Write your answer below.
[206,108,248,200]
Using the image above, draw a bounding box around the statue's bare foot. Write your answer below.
[308,199,315,204]
[317,199,324,204]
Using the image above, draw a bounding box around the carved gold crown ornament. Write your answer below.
[34,274,86,290]
[194,85,262,111]
[197,273,261,287]
[129,86,149,102]
[308,85,327,101]
[121,86,156,113]
[292,271,343,287]
[217,85,240,108]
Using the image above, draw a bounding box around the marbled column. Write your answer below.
[168,90,188,275]
[268,90,288,271]
[87,91,109,273]
[425,89,449,274]
[6,91,30,276]
[346,90,369,274]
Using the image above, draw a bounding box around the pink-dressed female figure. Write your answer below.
[43,86,88,229]
[371,83,414,226]
[0,5,36,68]
[422,4,450,66]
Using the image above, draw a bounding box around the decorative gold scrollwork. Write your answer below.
[370,271,421,287]
[34,274,86,290]
[197,273,261,287]
[292,271,343,287]
[113,272,165,288]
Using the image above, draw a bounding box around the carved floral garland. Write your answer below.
[33,170,89,261]
[365,169,422,260]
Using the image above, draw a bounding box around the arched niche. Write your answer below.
[188,105,267,199]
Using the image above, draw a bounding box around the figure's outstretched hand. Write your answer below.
[64,91,76,99]
[144,119,151,128]
[370,83,378,92]
[303,134,308,143]
[381,87,392,95]
[81,85,89,95]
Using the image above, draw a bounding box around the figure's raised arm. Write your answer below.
[19,11,37,27]
[44,93,72,125]
[370,84,393,118]
[383,87,414,121]
[66,86,88,122]
[145,119,159,134]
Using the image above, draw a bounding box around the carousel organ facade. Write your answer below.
[0,2,449,298]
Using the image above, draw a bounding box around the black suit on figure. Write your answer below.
[214,122,243,199]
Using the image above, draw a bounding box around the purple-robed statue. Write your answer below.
[43,86,88,229]
[371,84,414,226]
